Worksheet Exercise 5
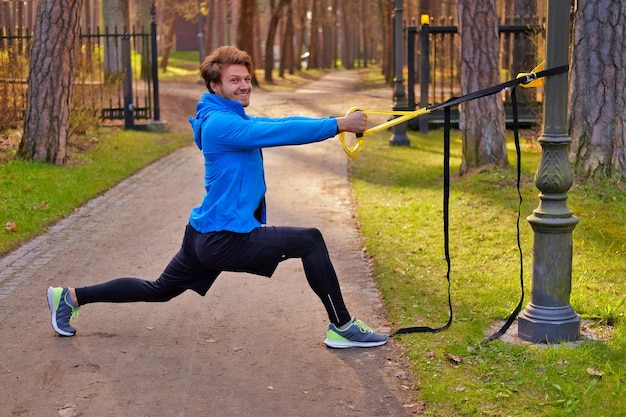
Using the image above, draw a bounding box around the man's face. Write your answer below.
[210,64,252,107]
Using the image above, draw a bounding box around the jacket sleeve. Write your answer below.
[202,113,338,152]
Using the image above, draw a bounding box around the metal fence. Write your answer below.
[0,24,159,131]
[406,17,545,131]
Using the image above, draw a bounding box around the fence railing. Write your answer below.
[406,17,546,132]
[0,24,159,132]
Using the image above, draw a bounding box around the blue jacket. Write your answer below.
[188,93,339,233]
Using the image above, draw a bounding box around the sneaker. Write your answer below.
[324,317,387,348]
[47,287,79,336]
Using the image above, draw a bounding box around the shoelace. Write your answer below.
[63,293,80,322]
[69,306,80,322]
[353,319,373,334]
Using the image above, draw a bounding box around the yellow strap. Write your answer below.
[516,61,545,88]
[338,107,431,158]
[340,61,545,157]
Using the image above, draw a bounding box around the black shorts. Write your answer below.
[159,224,324,295]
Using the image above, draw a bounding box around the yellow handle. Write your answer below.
[338,62,547,158]
[338,107,431,158]
[337,107,366,158]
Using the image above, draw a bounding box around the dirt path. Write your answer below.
[0,71,421,416]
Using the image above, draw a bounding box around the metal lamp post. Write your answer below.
[389,0,410,146]
[517,0,580,343]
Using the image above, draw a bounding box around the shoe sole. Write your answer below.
[324,339,387,348]
[47,287,75,337]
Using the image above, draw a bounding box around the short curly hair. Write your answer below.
[200,46,254,93]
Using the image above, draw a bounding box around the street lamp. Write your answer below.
[389,0,410,146]
[517,0,580,343]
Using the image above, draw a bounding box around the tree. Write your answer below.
[102,0,129,77]
[16,0,84,165]
[237,0,258,85]
[339,0,355,69]
[137,0,153,80]
[380,0,393,83]
[457,0,508,175]
[308,0,321,69]
[568,0,626,181]
[264,0,290,82]
[159,5,178,71]
[158,0,205,72]
[278,1,295,76]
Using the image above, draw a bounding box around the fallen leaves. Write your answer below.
[586,367,604,378]
[444,351,463,364]
[5,221,18,232]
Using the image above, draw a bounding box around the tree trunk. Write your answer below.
[138,0,152,80]
[381,0,393,84]
[308,0,320,69]
[279,2,295,76]
[159,11,177,72]
[237,0,258,86]
[457,0,508,175]
[16,0,83,165]
[204,0,215,57]
[102,0,129,77]
[264,0,290,82]
[568,0,626,181]
[295,0,308,70]
[340,0,354,70]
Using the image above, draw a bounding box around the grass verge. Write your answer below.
[0,129,191,255]
[350,130,625,416]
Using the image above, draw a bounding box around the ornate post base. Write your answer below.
[518,144,580,343]
[518,303,580,343]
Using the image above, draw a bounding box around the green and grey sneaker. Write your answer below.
[324,317,387,348]
[47,287,79,336]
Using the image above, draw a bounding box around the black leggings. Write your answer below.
[75,224,351,326]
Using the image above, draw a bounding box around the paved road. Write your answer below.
[0,71,420,416]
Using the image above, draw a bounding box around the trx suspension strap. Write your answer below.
[394,104,454,335]
[344,64,569,339]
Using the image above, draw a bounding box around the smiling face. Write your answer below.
[210,64,252,107]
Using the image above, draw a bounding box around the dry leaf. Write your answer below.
[444,351,463,364]
[586,368,604,378]
[34,202,49,210]
[5,222,17,232]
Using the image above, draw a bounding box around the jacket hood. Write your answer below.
[188,93,248,150]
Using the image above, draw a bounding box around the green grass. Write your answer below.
[157,50,202,81]
[0,129,191,255]
[351,130,626,416]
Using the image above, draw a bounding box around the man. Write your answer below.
[47,46,387,349]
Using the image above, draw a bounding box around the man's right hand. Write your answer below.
[336,111,367,134]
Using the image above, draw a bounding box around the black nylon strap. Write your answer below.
[393,65,567,338]
[394,105,453,335]
[480,86,525,344]
[427,65,568,113]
